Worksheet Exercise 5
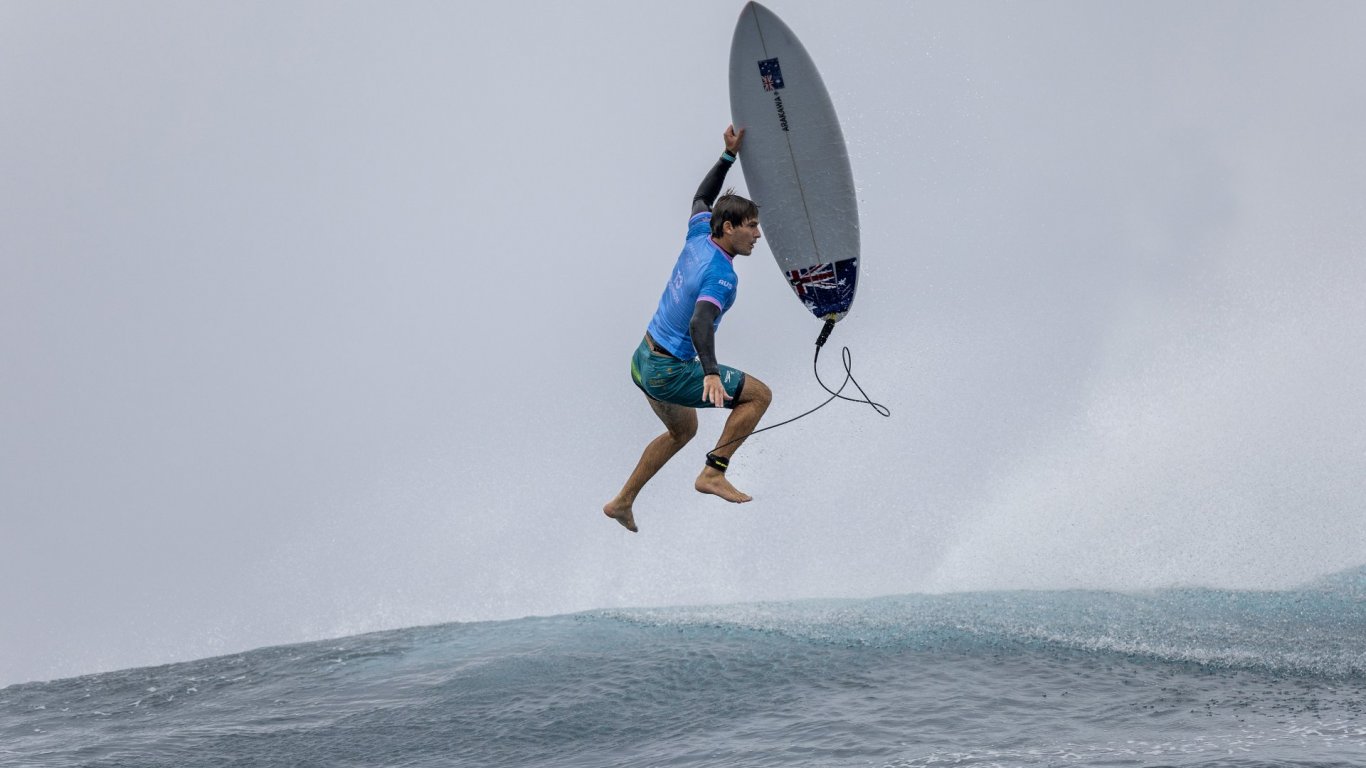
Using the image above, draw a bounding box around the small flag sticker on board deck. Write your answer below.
[758,58,785,91]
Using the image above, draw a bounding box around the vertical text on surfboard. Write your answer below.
[759,57,790,132]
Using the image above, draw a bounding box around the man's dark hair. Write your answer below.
[710,189,760,238]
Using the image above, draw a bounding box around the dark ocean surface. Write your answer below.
[4,568,1364,767]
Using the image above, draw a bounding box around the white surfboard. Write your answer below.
[728,1,860,322]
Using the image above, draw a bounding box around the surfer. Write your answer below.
[603,126,773,533]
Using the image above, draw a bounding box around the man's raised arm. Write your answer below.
[691,125,746,216]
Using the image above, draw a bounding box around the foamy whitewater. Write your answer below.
[4,568,1364,767]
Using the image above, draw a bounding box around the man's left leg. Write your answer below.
[603,396,698,532]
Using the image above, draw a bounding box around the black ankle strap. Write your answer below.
[705,452,729,473]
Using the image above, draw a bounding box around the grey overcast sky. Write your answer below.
[3,1,1364,686]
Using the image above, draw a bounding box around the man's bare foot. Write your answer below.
[603,499,638,532]
[695,467,752,503]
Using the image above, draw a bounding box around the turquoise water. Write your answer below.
[4,568,1364,767]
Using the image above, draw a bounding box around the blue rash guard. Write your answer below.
[645,211,739,360]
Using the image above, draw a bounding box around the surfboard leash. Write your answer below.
[709,319,890,456]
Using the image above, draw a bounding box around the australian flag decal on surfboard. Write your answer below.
[786,258,858,318]
[758,58,785,91]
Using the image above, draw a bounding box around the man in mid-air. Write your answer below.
[603,126,773,533]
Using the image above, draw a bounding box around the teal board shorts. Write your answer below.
[631,336,746,409]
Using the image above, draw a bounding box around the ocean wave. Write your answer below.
[5,567,1363,768]
[591,566,1366,679]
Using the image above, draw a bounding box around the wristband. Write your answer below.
[721,150,736,163]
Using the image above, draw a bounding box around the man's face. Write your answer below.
[729,218,762,256]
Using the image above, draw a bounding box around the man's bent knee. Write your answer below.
[668,421,698,444]
[740,376,772,408]
[648,397,698,444]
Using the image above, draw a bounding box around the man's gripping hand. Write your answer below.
[724,125,745,157]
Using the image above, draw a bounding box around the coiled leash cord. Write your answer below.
[708,319,890,464]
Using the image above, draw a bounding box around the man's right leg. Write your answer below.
[603,396,698,532]
[695,375,772,503]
